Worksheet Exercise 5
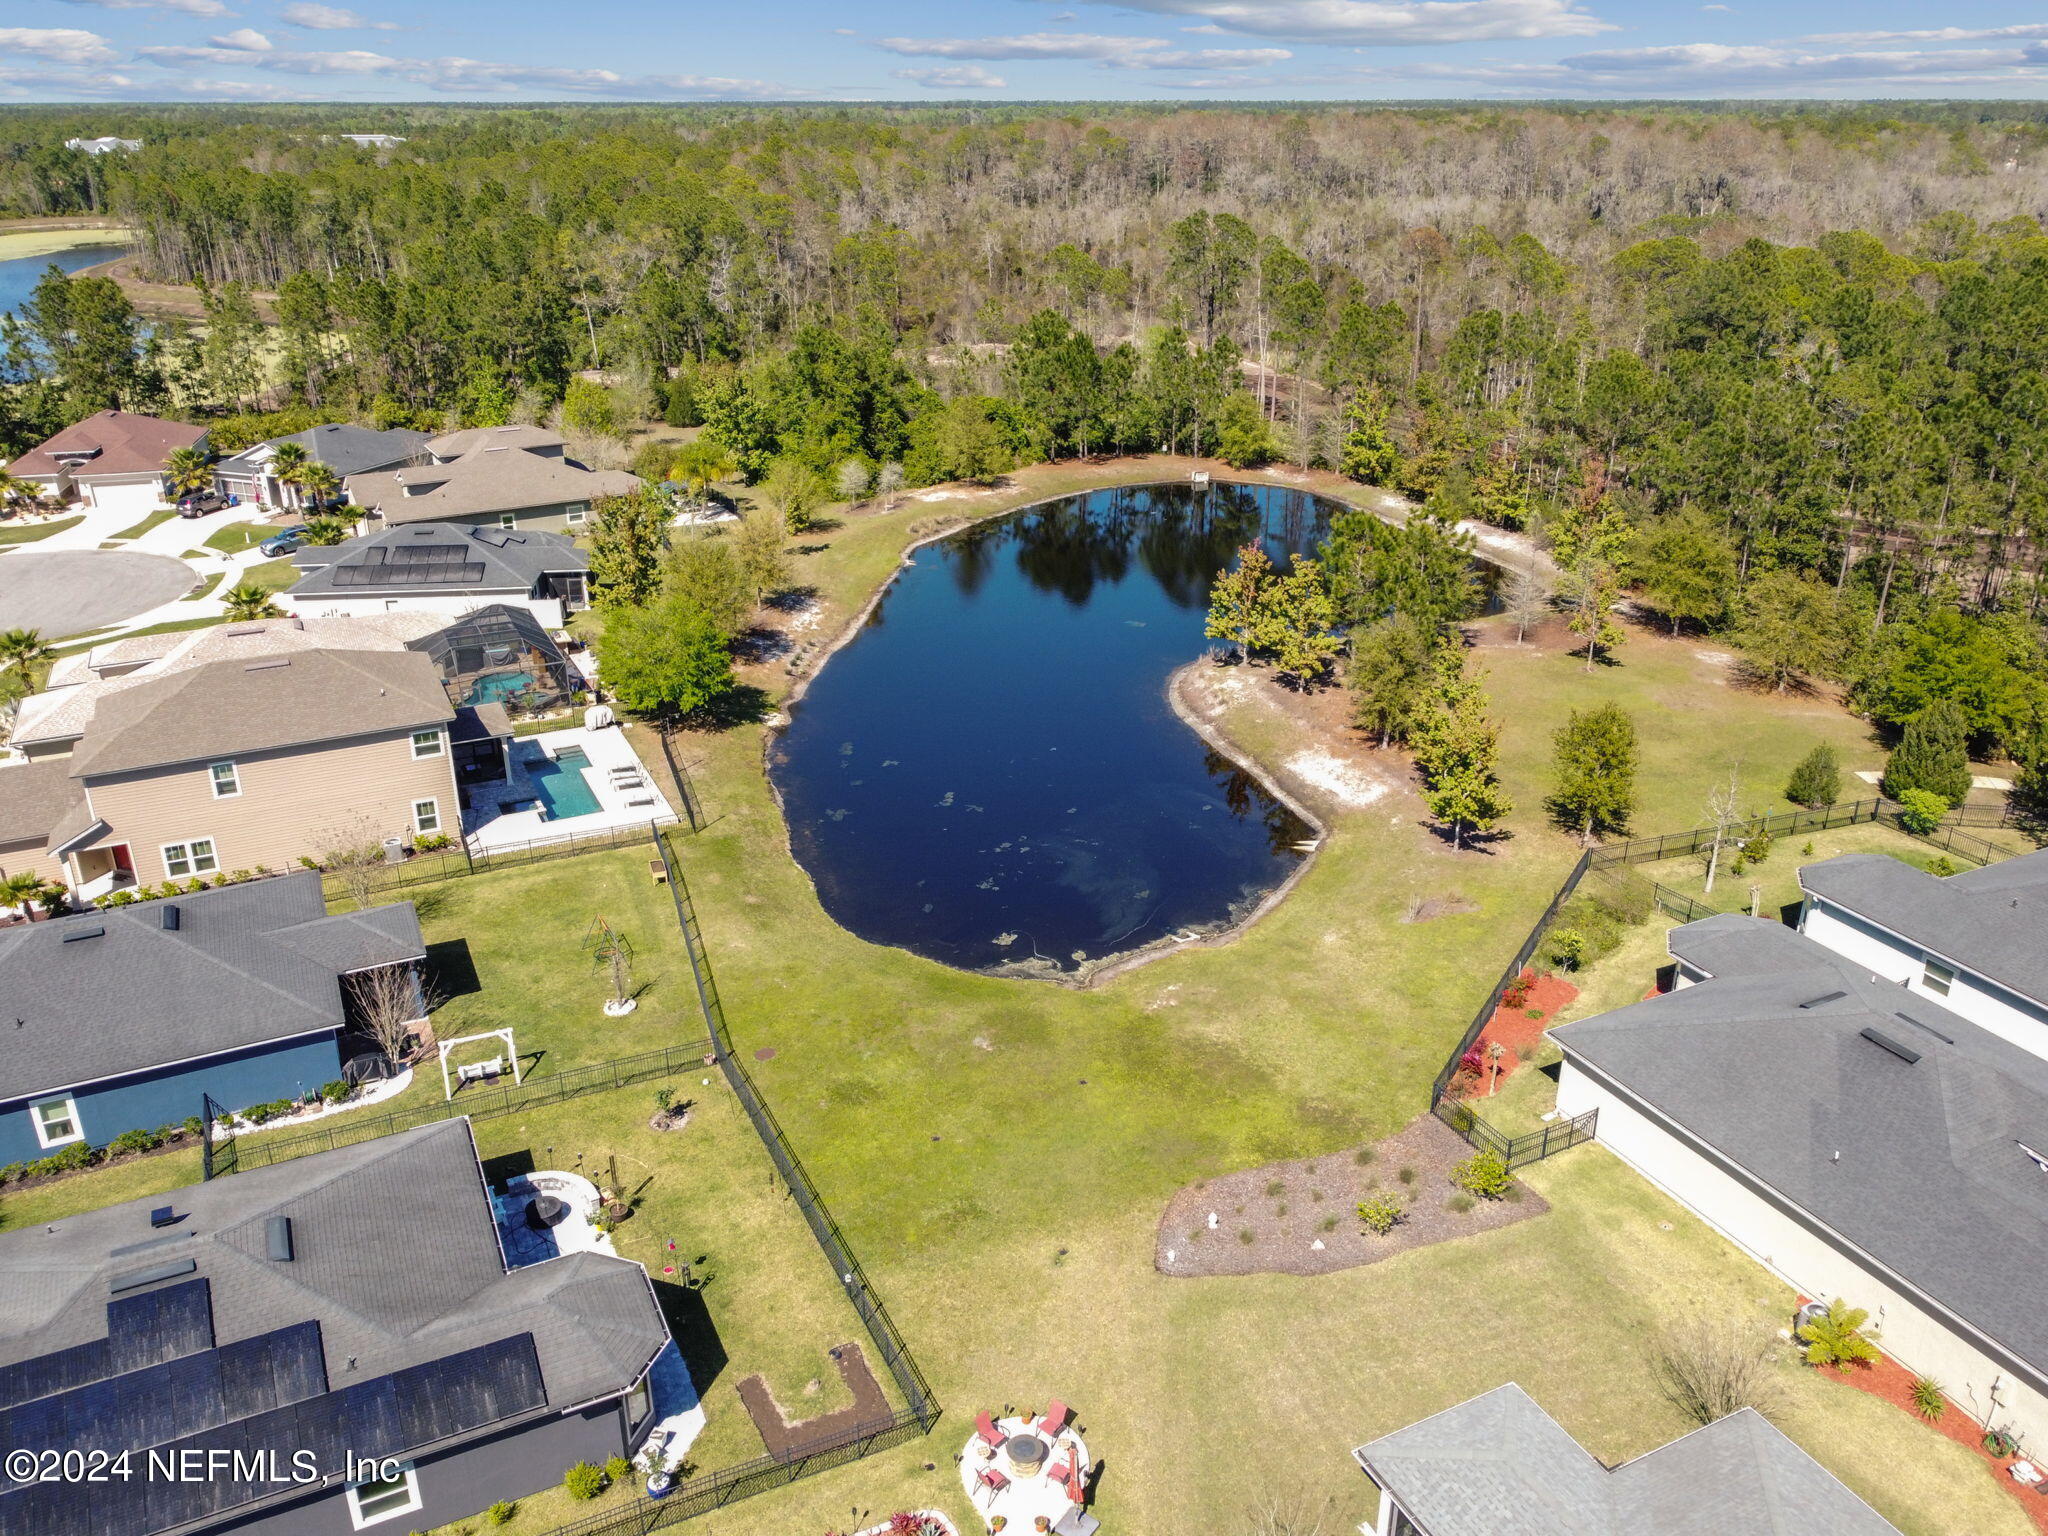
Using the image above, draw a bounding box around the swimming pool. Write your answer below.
[525,745,602,820]
[464,669,538,706]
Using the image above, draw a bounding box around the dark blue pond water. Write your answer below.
[770,481,1340,975]
[0,242,130,325]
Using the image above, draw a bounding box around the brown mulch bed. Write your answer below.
[737,1341,893,1461]
[1809,1331,2048,1531]
[1446,970,1579,1096]
[1155,1114,1547,1278]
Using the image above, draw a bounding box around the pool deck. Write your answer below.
[462,724,679,854]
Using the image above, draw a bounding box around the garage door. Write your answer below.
[84,480,165,516]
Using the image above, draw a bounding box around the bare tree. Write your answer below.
[1649,1315,1783,1427]
[1503,564,1554,644]
[347,963,442,1067]
[1701,766,1743,896]
[875,461,905,508]
[317,817,392,911]
[1240,1489,1341,1536]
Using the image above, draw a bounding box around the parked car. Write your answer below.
[259,525,311,557]
[176,490,227,517]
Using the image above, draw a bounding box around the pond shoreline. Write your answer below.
[758,475,1337,989]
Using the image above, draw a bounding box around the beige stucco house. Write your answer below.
[345,425,639,535]
[7,410,207,516]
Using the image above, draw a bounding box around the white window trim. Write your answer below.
[1923,958,1956,997]
[31,1094,84,1150]
[161,838,220,881]
[345,1463,421,1530]
[209,760,240,799]
[411,729,444,760]
[498,513,517,529]
[565,505,588,526]
[412,799,440,835]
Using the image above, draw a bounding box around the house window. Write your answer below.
[31,1095,83,1150]
[626,1377,654,1429]
[499,513,517,529]
[413,799,440,835]
[162,839,218,880]
[411,729,443,760]
[209,760,240,798]
[565,503,588,526]
[1924,959,1956,997]
[345,1463,421,1529]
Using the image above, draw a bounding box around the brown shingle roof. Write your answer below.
[68,648,453,777]
[6,410,205,481]
[350,446,639,525]
[425,424,565,459]
[0,760,85,844]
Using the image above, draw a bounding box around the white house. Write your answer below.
[64,137,140,154]
[1553,905,2048,1453]
[1798,850,2048,1060]
[283,522,590,627]
[1354,1381,1901,1535]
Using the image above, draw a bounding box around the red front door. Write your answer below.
[111,844,133,874]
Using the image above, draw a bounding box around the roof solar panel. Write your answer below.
[0,1280,215,1414]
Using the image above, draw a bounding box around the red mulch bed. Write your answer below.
[1448,970,1579,1097]
[1806,1321,2048,1530]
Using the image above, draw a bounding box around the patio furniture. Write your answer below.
[1051,1509,1099,1536]
[627,794,657,807]
[978,1468,1010,1500]
[1037,1401,1070,1438]
[1047,1460,1072,1484]
[1005,1434,1047,1476]
[974,1411,1004,1448]
[456,1057,505,1084]
[648,859,668,885]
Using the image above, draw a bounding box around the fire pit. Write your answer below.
[1004,1433,1047,1476]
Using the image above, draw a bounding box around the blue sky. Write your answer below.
[9,0,2048,102]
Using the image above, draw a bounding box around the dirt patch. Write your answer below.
[1155,1114,1547,1278]
[1812,1346,2048,1532]
[737,1341,894,1461]
[1403,893,1478,923]
[1445,970,1578,1094]
[1285,748,1390,809]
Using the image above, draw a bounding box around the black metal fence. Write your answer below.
[203,1036,716,1178]
[1433,1100,1599,1169]
[653,728,705,833]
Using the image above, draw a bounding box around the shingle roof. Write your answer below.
[0,872,421,1101]
[1552,919,2048,1382]
[66,648,452,777]
[349,446,639,525]
[0,760,84,845]
[1667,912,1827,980]
[426,424,565,459]
[288,520,587,601]
[1355,1383,1900,1536]
[1801,850,2048,1006]
[5,411,205,481]
[215,423,428,480]
[0,1119,668,1536]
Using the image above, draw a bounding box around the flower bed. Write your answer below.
[829,1512,958,1536]
[1449,969,1579,1096]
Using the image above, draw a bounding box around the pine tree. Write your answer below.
[1205,542,1272,662]
[1347,615,1439,746]
[1473,444,1528,531]
[1562,558,1624,671]
[1337,386,1400,484]
[1881,701,1972,808]
[1254,557,1341,685]
[1547,704,1638,843]
[1415,666,1512,848]
[1785,743,1841,809]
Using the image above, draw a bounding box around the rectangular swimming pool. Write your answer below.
[524,745,602,820]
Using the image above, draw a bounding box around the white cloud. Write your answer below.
[892,64,1008,88]
[54,0,232,16]
[872,31,1288,69]
[0,28,120,65]
[1046,0,1612,46]
[209,27,273,49]
[132,40,800,96]
[1793,23,2048,46]
[278,3,398,28]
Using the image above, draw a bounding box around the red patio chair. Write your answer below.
[1038,1399,1070,1437]
[1048,1459,1074,1484]
[978,1468,1011,1497]
[975,1410,1004,1448]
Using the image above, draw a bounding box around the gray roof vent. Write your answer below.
[265,1215,294,1263]
[244,657,290,672]
[160,903,180,932]
[1799,990,1847,1010]
[109,1258,197,1294]
[61,926,105,944]
[1894,1010,1954,1045]
[1859,1027,1922,1065]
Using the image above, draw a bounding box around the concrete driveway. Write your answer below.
[0,549,198,635]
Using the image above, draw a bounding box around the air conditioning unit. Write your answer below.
[380,836,408,864]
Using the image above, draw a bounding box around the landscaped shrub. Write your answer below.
[1740,830,1772,864]
[1500,971,1534,1009]
[1928,856,1957,878]
[1649,1316,1782,1427]
[1785,743,1840,809]
[1892,788,1947,835]
[1548,927,1587,971]
[1450,1151,1514,1200]
[318,1080,352,1105]
[563,1462,606,1500]
[1910,1376,1946,1421]
[485,1501,516,1526]
[1797,1299,1880,1369]
[110,1128,160,1155]
[1357,1192,1405,1235]
[1445,1193,1476,1214]
[238,1098,297,1125]
[602,1455,631,1485]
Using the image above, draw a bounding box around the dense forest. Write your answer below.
[7,101,2048,771]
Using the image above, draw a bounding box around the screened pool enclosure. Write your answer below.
[407,604,578,718]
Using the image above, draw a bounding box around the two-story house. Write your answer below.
[344,426,639,535]
[0,1118,675,1536]
[283,521,591,626]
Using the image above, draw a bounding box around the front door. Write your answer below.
[111,844,133,874]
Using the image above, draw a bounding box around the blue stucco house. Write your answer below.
[0,872,423,1166]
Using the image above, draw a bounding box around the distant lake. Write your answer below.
[770,481,1341,976]
[0,240,129,326]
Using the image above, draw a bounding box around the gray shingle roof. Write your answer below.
[289,521,587,601]
[1800,849,2048,1006]
[1355,1383,1900,1535]
[66,648,452,778]
[349,446,639,524]
[0,872,421,1102]
[1666,912,1823,980]
[1552,919,2048,1382]
[0,1119,668,1532]
[216,423,428,480]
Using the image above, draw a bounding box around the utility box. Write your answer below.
[381,836,408,864]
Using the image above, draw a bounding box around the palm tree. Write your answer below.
[0,628,52,675]
[671,439,737,500]
[223,583,283,621]
[266,440,309,506]
[0,871,48,921]
[163,445,213,501]
[297,461,342,510]
[302,515,352,546]
[0,469,33,518]
[1798,1299,1881,1370]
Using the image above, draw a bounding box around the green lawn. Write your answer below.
[242,556,300,593]
[180,572,223,602]
[0,514,83,545]
[49,615,225,655]
[107,506,177,541]
[1629,819,1971,922]
[202,520,277,554]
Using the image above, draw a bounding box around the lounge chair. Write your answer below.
[626,794,657,807]
[1038,1400,1070,1437]
[974,1411,1003,1448]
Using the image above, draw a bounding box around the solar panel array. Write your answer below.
[328,544,487,588]
[0,1281,213,1413]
